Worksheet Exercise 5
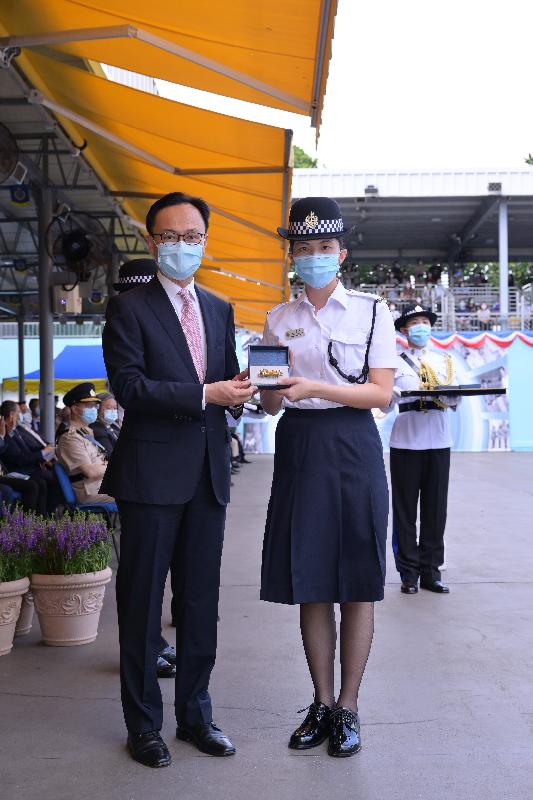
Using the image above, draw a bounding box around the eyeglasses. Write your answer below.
[151,230,206,245]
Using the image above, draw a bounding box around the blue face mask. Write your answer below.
[157,241,203,281]
[293,254,339,289]
[103,409,118,424]
[407,323,431,347]
[81,407,98,425]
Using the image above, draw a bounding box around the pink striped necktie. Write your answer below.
[178,287,205,382]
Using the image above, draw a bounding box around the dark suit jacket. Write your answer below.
[1,427,43,473]
[90,420,119,458]
[101,278,239,505]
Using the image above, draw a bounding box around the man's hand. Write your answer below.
[0,417,5,438]
[205,379,258,407]
[233,368,249,381]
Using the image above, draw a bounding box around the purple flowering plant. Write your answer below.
[32,511,112,576]
[0,506,112,580]
[0,505,39,582]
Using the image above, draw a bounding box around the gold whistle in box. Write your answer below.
[258,368,284,378]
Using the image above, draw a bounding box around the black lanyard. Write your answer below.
[327,298,379,385]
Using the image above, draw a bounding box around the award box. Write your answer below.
[248,345,290,390]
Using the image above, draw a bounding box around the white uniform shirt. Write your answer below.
[262,282,397,410]
[385,344,460,450]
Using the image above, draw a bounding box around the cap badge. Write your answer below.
[90,389,96,397]
[304,211,319,230]
[414,305,423,312]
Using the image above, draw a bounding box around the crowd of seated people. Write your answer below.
[0,385,120,517]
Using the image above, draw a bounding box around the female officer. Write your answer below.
[260,197,397,757]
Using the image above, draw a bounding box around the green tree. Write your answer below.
[293,145,318,168]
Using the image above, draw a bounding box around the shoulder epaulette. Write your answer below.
[267,300,291,315]
[345,289,384,302]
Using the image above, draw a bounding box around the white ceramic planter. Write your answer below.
[31,567,112,646]
[0,577,30,656]
[15,590,35,637]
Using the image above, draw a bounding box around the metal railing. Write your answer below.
[0,321,103,338]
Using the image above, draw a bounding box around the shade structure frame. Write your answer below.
[0,0,338,131]
[0,43,294,330]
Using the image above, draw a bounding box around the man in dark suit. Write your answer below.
[102,191,256,768]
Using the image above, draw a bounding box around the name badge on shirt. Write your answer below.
[286,327,305,339]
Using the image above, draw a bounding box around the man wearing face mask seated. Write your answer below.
[56,383,115,505]
[381,305,461,596]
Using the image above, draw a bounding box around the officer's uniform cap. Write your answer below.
[63,382,101,407]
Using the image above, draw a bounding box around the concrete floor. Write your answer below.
[1,453,533,800]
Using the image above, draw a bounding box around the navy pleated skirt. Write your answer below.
[260,407,389,605]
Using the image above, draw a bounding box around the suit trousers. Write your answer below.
[390,447,450,583]
[116,455,226,734]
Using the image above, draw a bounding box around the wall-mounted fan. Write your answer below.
[50,212,113,283]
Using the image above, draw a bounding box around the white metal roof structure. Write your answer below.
[292,168,533,263]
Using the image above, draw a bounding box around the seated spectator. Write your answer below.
[388,302,401,322]
[477,302,491,330]
[56,406,70,442]
[56,383,114,505]
[90,392,120,457]
[28,398,40,433]
[0,400,53,514]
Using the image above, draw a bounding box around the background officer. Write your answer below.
[382,304,460,595]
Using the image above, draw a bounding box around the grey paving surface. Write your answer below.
[1,452,533,800]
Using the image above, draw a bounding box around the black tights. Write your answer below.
[299,602,374,712]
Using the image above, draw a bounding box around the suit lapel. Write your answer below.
[144,278,199,382]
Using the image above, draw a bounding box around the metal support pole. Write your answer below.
[498,199,509,326]
[37,186,55,443]
[17,314,25,403]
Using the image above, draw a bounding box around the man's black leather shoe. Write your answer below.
[328,707,361,757]
[420,579,450,593]
[288,701,332,750]
[127,731,171,768]
[176,722,236,756]
[156,655,176,678]
[401,581,418,594]
[159,644,176,665]
[239,457,251,464]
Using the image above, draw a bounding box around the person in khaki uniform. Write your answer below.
[56,382,114,504]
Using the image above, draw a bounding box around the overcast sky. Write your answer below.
[157,0,533,170]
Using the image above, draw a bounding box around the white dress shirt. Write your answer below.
[262,282,398,410]
[157,271,208,408]
[384,344,460,450]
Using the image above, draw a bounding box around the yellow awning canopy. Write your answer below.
[0,46,292,329]
[0,0,337,130]
[0,2,339,330]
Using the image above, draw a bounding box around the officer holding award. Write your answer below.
[382,305,460,596]
[259,197,397,758]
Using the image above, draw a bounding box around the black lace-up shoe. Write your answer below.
[328,707,361,757]
[176,722,236,756]
[420,579,450,593]
[127,731,171,768]
[288,701,332,750]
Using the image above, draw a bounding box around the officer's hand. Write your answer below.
[205,379,258,407]
[276,376,317,402]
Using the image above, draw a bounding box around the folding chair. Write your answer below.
[53,462,120,561]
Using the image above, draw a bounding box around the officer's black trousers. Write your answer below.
[116,457,226,734]
[390,447,450,584]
